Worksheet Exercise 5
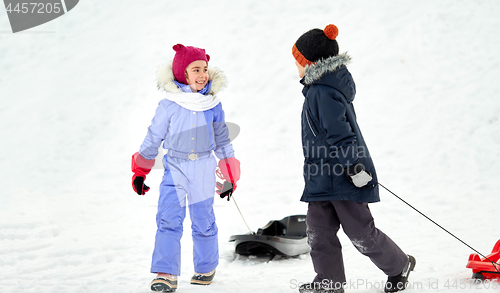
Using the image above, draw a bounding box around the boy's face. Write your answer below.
[185,60,209,92]
[295,61,305,78]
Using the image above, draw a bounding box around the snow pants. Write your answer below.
[306,200,408,287]
[151,154,219,276]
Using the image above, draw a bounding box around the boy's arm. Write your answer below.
[314,91,359,167]
[313,91,372,187]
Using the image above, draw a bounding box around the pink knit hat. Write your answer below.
[172,44,210,85]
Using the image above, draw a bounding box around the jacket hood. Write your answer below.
[157,62,227,95]
[302,53,356,103]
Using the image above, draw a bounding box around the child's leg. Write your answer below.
[307,201,346,287]
[187,156,218,274]
[151,165,187,276]
[333,201,408,277]
[189,196,218,274]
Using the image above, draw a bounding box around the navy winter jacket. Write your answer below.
[300,53,379,203]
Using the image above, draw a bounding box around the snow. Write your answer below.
[1,0,500,292]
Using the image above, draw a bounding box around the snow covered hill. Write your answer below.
[1,0,499,292]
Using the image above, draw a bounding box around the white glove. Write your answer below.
[350,170,372,188]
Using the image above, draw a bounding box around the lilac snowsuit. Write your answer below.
[139,66,234,276]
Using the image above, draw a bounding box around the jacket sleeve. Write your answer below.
[139,101,171,160]
[312,89,359,167]
[212,103,235,159]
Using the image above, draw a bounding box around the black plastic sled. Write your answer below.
[229,215,310,257]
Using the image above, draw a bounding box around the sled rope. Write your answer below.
[231,194,254,235]
[216,170,253,234]
[379,183,500,272]
[219,146,253,235]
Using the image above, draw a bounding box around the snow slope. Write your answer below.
[1,0,500,292]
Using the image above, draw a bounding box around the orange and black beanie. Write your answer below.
[292,24,339,67]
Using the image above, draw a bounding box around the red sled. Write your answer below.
[466,239,500,280]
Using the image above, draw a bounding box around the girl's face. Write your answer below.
[295,61,305,78]
[185,60,209,92]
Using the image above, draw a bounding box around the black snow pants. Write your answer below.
[306,200,408,286]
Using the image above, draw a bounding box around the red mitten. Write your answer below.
[131,152,155,195]
[218,157,240,191]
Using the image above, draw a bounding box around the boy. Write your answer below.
[292,24,415,293]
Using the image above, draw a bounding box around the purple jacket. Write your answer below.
[139,64,234,161]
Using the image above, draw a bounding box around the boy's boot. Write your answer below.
[384,255,416,292]
[298,281,345,293]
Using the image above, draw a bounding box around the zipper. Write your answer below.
[305,110,317,137]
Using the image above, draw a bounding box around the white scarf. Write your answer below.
[164,92,221,111]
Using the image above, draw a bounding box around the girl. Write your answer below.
[131,44,240,292]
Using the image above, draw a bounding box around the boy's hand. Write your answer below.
[349,170,372,188]
[346,163,372,188]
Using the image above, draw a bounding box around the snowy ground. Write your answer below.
[1,0,500,292]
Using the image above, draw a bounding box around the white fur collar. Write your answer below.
[157,62,227,95]
[303,53,351,85]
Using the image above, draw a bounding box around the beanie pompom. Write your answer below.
[324,24,338,40]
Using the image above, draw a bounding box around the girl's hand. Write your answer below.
[216,181,233,201]
[132,174,150,195]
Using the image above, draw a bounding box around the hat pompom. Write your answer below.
[324,24,338,40]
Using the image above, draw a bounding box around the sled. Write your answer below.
[466,239,500,280]
[229,215,310,257]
